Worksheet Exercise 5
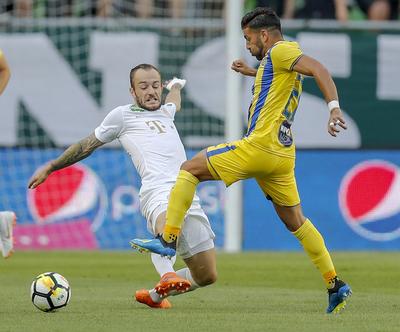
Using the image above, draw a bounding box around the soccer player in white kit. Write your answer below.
[0,49,11,95]
[0,48,17,259]
[28,64,217,309]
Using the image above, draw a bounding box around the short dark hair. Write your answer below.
[241,7,281,32]
[129,64,161,87]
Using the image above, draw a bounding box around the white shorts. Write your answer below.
[148,203,215,260]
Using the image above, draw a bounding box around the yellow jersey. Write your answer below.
[244,40,303,158]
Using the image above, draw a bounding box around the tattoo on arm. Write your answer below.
[51,133,104,171]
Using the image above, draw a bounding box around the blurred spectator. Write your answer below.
[293,0,348,21]
[73,0,98,16]
[133,0,154,18]
[97,0,116,17]
[97,0,154,18]
[245,0,348,21]
[198,0,224,18]
[0,0,398,20]
[15,0,33,17]
[157,0,224,19]
[5,0,80,17]
[46,0,74,16]
[355,0,399,20]
[245,0,296,19]
[0,0,224,18]
[0,1,14,16]
[169,0,185,18]
[96,0,182,18]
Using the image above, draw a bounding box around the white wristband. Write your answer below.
[328,100,340,112]
[166,77,186,90]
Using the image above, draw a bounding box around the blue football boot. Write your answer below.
[326,278,352,314]
[130,234,176,257]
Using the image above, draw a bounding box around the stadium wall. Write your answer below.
[1,149,399,251]
[1,21,400,148]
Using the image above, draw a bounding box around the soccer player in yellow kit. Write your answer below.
[131,7,352,313]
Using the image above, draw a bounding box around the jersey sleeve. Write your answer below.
[271,42,303,71]
[94,107,124,143]
[160,103,177,119]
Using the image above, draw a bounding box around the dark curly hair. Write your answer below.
[241,7,281,32]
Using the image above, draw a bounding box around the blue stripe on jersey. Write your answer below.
[246,51,274,136]
[207,145,237,157]
[282,89,299,123]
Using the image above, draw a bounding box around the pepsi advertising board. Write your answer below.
[244,151,400,250]
[0,148,224,251]
[0,149,399,251]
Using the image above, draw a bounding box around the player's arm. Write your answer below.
[231,59,257,77]
[165,77,186,112]
[293,55,347,137]
[0,50,11,95]
[165,84,183,112]
[28,133,104,189]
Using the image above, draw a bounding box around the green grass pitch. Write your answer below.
[1,251,399,332]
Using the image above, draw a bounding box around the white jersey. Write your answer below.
[94,103,202,221]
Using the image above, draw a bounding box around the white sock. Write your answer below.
[151,253,176,277]
[148,253,177,303]
[149,289,162,303]
[175,267,199,292]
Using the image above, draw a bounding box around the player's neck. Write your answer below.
[132,103,159,112]
[263,36,284,57]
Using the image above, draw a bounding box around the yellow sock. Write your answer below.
[163,170,199,243]
[292,219,337,287]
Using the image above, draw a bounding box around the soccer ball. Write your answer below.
[30,272,71,312]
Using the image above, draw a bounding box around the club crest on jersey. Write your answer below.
[278,120,293,147]
[130,105,146,112]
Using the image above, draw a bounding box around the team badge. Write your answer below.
[278,120,293,147]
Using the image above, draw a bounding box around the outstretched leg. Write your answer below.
[135,211,190,309]
[154,211,217,298]
[134,210,217,308]
[273,203,352,313]
[162,150,214,247]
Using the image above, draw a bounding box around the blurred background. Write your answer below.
[0,0,399,253]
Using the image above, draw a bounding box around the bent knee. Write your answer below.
[181,160,191,171]
[181,160,200,175]
[195,271,217,287]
